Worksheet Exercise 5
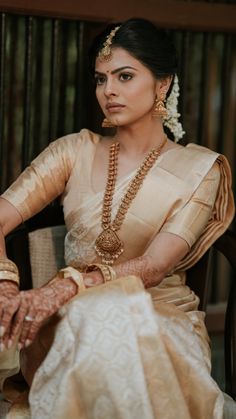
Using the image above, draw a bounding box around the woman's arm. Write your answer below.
[80,232,189,290]
[0,199,74,351]
[0,199,23,350]
[0,135,79,350]
[114,232,189,287]
[0,198,23,242]
[9,231,188,351]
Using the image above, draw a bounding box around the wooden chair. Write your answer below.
[187,229,236,401]
[3,207,236,416]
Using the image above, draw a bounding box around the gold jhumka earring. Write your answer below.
[102,118,115,128]
[152,93,168,118]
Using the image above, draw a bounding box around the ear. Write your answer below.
[155,76,173,98]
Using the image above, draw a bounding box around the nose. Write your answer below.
[104,78,117,97]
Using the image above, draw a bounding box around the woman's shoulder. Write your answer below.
[49,128,101,150]
[158,142,221,188]
[185,143,222,177]
[43,129,102,166]
[162,142,219,169]
[185,142,219,159]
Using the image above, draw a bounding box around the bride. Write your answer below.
[0,18,234,418]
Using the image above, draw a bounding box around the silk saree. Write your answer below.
[1,129,235,418]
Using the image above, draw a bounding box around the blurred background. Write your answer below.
[0,0,235,390]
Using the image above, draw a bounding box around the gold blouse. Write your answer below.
[1,129,234,271]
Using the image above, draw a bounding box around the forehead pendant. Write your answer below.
[98,26,120,62]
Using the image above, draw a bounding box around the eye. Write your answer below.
[119,73,133,82]
[95,75,106,85]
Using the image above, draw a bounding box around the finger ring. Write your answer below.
[24,315,34,322]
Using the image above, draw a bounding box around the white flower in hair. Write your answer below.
[163,75,185,143]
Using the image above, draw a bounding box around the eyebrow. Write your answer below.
[94,66,138,76]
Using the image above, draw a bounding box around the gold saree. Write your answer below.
[1,129,235,418]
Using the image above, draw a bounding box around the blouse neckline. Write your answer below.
[89,134,185,195]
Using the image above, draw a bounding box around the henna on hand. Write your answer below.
[0,280,19,298]
[114,255,163,288]
[0,281,20,351]
[10,277,77,350]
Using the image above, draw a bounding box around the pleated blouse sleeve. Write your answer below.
[161,155,234,271]
[160,161,221,248]
[1,133,82,222]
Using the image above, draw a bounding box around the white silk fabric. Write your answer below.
[29,277,224,419]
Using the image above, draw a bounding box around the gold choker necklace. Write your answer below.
[95,136,167,264]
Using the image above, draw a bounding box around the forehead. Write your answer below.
[95,47,149,74]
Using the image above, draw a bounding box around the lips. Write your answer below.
[106,103,125,111]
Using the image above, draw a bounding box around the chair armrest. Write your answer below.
[214,230,236,400]
[5,225,32,290]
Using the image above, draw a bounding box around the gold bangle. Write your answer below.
[0,271,19,284]
[59,267,86,292]
[87,263,116,283]
[0,258,18,275]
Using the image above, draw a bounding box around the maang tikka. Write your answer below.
[100,25,121,128]
[99,25,120,62]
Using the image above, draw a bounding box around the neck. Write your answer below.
[115,119,166,157]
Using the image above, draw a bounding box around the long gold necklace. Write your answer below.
[95,136,167,265]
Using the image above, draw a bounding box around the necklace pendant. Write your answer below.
[94,228,124,264]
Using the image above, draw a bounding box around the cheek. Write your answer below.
[129,88,155,112]
[95,88,100,101]
[95,88,104,108]
[127,81,156,104]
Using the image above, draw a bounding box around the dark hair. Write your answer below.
[89,18,178,80]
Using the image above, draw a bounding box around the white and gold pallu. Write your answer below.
[0,129,234,418]
[28,276,221,419]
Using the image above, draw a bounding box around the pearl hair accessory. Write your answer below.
[163,75,185,143]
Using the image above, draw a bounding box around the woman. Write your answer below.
[0,18,234,418]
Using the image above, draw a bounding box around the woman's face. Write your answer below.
[95,47,163,127]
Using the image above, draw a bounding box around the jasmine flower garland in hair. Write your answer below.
[164,75,185,143]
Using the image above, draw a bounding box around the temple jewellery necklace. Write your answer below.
[94,135,167,265]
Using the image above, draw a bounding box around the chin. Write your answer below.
[112,117,132,127]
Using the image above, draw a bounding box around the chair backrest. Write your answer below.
[28,225,66,288]
[5,202,64,289]
[186,250,211,312]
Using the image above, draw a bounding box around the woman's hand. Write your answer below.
[10,277,77,350]
[8,271,103,350]
[0,281,20,351]
[83,271,104,288]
